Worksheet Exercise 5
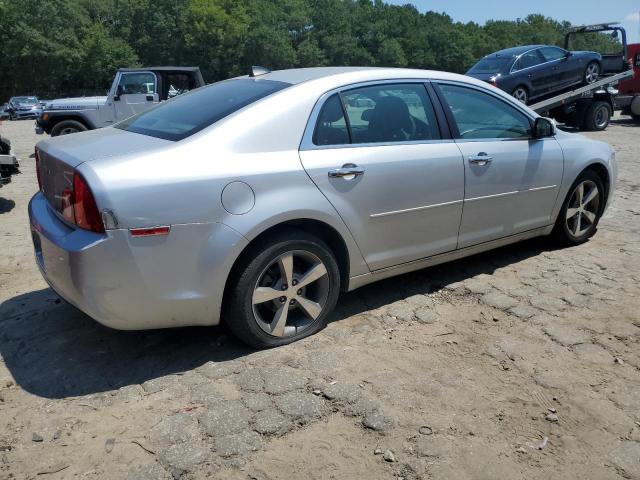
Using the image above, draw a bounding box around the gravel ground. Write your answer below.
[0,118,639,479]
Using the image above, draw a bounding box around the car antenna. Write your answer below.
[249,66,271,77]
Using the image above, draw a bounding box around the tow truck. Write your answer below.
[529,22,634,130]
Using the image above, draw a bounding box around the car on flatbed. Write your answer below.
[466,45,602,104]
[36,67,205,136]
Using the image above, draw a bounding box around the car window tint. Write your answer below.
[513,50,544,71]
[341,84,440,143]
[116,78,290,141]
[118,73,156,95]
[540,47,567,62]
[313,94,350,146]
[438,84,531,139]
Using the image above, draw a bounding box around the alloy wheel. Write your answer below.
[565,180,600,238]
[59,127,79,135]
[252,250,330,338]
[512,87,528,104]
[585,63,599,84]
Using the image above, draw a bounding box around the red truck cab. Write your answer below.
[616,43,640,120]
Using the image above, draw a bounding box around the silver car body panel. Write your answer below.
[29,67,616,330]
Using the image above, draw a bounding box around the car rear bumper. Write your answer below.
[29,192,248,330]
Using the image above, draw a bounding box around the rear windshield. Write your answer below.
[467,57,512,74]
[115,78,290,141]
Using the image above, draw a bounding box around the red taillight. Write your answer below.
[35,148,42,191]
[72,173,104,233]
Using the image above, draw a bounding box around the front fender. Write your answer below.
[39,110,98,132]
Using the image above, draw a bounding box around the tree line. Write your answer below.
[0,0,619,100]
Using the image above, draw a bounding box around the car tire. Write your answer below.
[631,114,640,123]
[51,120,88,137]
[552,170,605,246]
[584,61,600,84]
[224,229,340,348]
[511,86,529,104]
[583,101,611,131]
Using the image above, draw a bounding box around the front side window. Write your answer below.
[117,73,156,95]
[116,78,290,141]
[438,84,532,139]
[540,47,567,62]
[341,84,440,144]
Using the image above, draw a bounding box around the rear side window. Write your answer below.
[438,84,532,139]
[116,78,290,141]
[313,83,440,146]
[513,50,544,71]
[467,57,511,74]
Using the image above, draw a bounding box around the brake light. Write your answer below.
[73,173,104,232]
[35,148,42,191]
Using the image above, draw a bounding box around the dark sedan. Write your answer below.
[466,45,602,104]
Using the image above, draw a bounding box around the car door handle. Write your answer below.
[468,153,493,166]
[328,163,365,178]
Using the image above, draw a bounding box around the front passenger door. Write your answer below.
[435,83,563,248]
[113,72,159,122]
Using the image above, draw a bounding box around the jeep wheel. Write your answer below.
[51,120,88,137]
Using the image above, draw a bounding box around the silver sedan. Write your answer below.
[29,67,616,347]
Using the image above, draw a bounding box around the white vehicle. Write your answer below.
[36,67,205,136]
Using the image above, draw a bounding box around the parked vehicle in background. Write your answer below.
[29,66,616,348]
[615,42,640,121]
[36,67,205,136]
[466,45,602,104]
[0,124,20,188]
[6,96,42,120]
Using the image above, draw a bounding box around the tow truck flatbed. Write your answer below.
[530,69,634,112]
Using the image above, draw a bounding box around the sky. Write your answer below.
[386,0,640,43]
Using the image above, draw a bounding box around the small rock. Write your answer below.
[383,449,396,462]
[312,389,322,396]
[32,432,43,442]
[418,426,433,435]
[105,438,115,453]
[545,413,558,423]
[52,430,61,440]
[515,446,527,454]
[547,407,557,414]
[362,410,393,432]
[374,447,383,455]
[614,357,624,365]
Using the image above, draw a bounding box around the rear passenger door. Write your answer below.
[299,82,465,271]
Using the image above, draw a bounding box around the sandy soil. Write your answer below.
[0,118,639,480]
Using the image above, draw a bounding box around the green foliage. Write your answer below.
[0,0,623,100]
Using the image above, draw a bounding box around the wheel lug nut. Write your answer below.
[280,296,286,303]
[290,299,296,305]
[281,284,288,291]
[297,289,302,295]
[292,279,298,286]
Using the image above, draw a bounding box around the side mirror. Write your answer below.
[114,85,125,101]
[533,117,556,138]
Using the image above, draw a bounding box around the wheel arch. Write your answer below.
[582,162,610,212]
[223,218,352,303]
[47,113,95,131]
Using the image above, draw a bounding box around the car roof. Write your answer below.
[243,66,478,86]
[484,45,551,58]
[118,67,201,72]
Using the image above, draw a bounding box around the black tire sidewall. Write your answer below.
[553,170,605,245]
[51,120,87,137]
[225,231,340,348]
[585,101,611,131]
